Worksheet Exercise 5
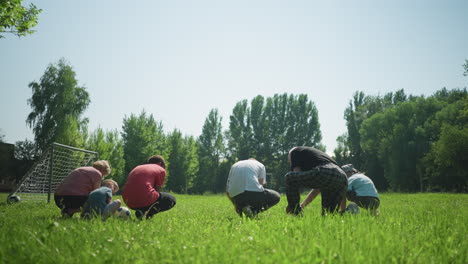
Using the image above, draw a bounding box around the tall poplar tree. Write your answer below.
[166,130,199,193]
[195,109,223,193]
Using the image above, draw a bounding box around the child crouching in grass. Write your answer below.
[81,179,121,220]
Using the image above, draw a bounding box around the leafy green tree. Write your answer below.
[422,95,468,192]
[285,94,322,147]
[333,133,351,165]
[360,98,431,191]
[121,110,167,177]
[265,93,323,189]
[341,87,467,192]
[26,58,90,151]
[424,125,468,192]
[85,128,125,186]
[0,129,4,142]
[227,100,252,160]
[343,91,366,169]
[249,95,272,162]
[166,130,199,193]
[194,109,224,193]
[166,130,184,192]
[183,135,199,193]
[360,89,468,192]
[264,94,289,157]
[0,0,41,38]
[342,89,408,190]
[226,93,323,190]
[14,139,40,160]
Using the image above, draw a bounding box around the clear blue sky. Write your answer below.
[1,0,467,154]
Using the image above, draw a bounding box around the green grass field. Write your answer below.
[1,193,467,264]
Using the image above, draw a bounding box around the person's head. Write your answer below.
[341,164,357,177]
[288,147,308,171]
[102,179,119,194]
[93,160,111,177]
[147,155,166,169]
[288,147,298,165]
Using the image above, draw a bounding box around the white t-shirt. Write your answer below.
[226,159,266,197]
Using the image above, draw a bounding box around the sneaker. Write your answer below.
[135,209,144,220]
[286,206,303,216]
[242,206,254,218]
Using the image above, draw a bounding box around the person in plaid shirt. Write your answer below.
[284,146,347,216]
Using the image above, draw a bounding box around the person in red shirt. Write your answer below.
[54,160,111,217]
[122,155,176,219]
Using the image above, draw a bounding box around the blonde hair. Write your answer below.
[93,160,111,176]
[102,179,119,193]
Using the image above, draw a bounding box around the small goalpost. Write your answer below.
[7,143,99,203]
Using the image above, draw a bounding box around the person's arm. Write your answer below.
[340,197,347,212]
[258,178,265,186]
[91,173,101,191]
[226,170,240,213]
[300,188,320,208]
[154,170,165,193]
[286,167,320,179]
[226,191,240,214]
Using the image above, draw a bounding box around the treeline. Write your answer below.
[104,92,322,193]
[3,58,468,193]
[334,88,468,192]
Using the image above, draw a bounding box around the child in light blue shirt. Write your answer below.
[82,179,121,220]
[342,164,380,215]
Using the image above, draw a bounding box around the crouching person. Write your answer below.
[285,146,348,216]
[341,164,380,215]
[226,158,280,218]
[122,155,176,220]
[54,160,111,218]
[82,179,121,220]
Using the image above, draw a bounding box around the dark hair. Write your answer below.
[147,155,166,169]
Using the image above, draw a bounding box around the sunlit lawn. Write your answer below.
[1,193,467,264]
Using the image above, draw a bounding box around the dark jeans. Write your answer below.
[232,189,280,215]
[285,163,348,215]
[347,191,380,211]
[131,192,176,219]
[54,195,88,215]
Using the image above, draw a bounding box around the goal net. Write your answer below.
[8,143,99,203]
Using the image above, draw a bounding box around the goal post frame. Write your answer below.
[8,142,99,204]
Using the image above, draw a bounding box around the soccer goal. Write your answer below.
[7,143,99,203]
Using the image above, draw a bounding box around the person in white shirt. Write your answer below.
[226,158,280,218]
[341,164,380,215]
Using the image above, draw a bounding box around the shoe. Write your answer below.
[135,209,144,220]
[242,206,254,218]
[286,206,303,216]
